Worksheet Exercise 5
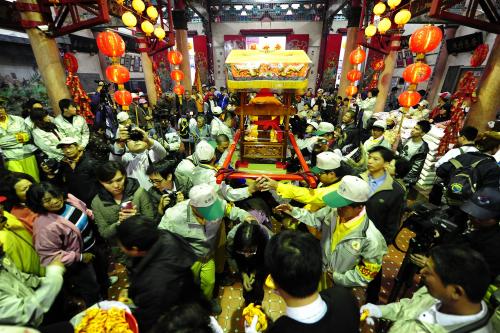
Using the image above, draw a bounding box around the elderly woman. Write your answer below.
[27,182,101,306]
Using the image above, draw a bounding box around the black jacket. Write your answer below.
[360,172,406,243]
[449,225,500,280]
[397,139,429,186]
[342,122,361,149]
[60,152,100,206]
[436,151,500,189]
[267,286,359,333]
[129,231,198,332]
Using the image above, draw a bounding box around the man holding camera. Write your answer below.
[410,187,500,281]
[111,125,167,190]
[146,160,186,221]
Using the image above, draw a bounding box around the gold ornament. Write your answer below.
[154,27,166,40]
[146,6,158,21]
[141,20,154,36]
[132,0,145,14]
[373,2,386,15]
[365,24,377,37]
[122,11,137,28]
[378,17,392,34]
[394,9,411,27]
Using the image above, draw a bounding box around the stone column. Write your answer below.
[137,35,158,106]
[18,0,70,114]
[426,26,458,106]
[173,0,192,92]
[338,5,361,99]
[373,37,400,113]
[465,34,500,131]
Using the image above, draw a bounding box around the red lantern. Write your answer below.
[170,69,185,82]
[345,85,358,97]
[173,84,185,95]
[106,65,130,84]
[409,26,443,54]
[114,90,132,106]
[402,62,432,84]
[96,31,126,58]
[349,47,366,65]
[347,69,362,82]
[371,58,385,71]
[398,90,421,108]
[470,44,489,67]
[63,53,78,73]
[168,50,183,65]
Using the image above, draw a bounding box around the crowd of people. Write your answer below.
[0,81,499,333]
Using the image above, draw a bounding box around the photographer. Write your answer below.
[145,161,185,221]
[111,125,167,190]
[91,81,118,139]
[409,187,500,281]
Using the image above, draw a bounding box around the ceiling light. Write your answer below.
[280,4,289,9]
[286,9,293,15]
[234,5,242,10]
[291,4,300,9]
[241,10,247,16]
[245,5,253,10]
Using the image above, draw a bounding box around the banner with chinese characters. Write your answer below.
[321,34,342,90]
[286,34,309,52]
[193,35,209,86]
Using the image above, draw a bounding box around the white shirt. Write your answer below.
[435,145,479,168]
[418,301,489,330]
[402,139,424,160]
[286,294,327,324]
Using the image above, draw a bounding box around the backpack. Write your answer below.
[445,156,488,205]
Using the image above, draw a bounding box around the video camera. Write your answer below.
[126,125,145,141]
[400,202,459,254]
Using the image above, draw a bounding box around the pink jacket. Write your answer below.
[32,194,93,266]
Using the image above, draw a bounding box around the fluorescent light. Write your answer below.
[241,10,247,16]
[245,5,253,10]
[286,9,293,15]
[234,5,242,10]
[291,4,300,9]
[280,4,289,9]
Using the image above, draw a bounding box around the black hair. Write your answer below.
[391,87,398,92]
[233,222,268,257]
[394,157,411,179]
[0,172,36,210]
[30,108,58,132]
[224,112,234,120]
[416,120,431,134]
[58,98,72,113]
[146,160,176,179]
[116,215,159,251]
[331,161,354,179]
[26,182,66,214]
[196,114,206,122]
[151,303,212,333]
[265,231,322,298]
[368,146,394,162]
[460,126,478,141]
[216,134,230,145]
[96,161,126,182]
[370,88,379,97]
[22,99,42,118]
[429,245,490,303]
[476,132,500,154]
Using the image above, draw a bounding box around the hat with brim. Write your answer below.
[314,122,335,136]
[196,197,225,221]
[56,137,78,148]
[461,201,497,220]
[322,190,355,208]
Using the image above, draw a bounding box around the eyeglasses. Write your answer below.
[149,178,164,185]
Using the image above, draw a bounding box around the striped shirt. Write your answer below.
[60,204,95,251]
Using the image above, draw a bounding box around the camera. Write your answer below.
[127,125,144,141]
[401,202,459,253]
[163,191,178,209]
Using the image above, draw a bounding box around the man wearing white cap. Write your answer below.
[260,151,352,212]
[408,100,430,120]
[276,175,387,289]
[158,183,255,314]
[363,120,392,154]
[191,140,260,202]
[210,107,233,141]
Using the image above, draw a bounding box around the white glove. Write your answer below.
[360,303,382,326]
[244,315,259,333]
